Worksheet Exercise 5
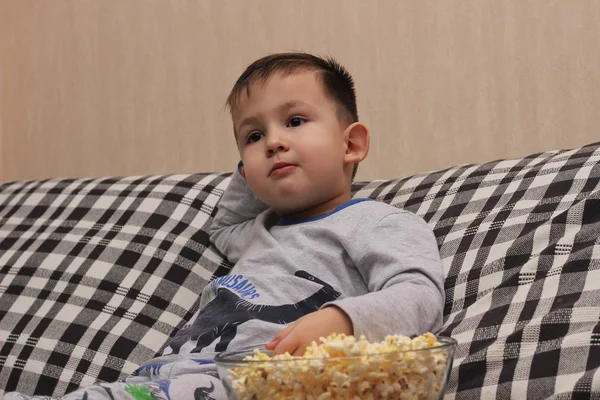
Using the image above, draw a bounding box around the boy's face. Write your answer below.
[231,70,355,217]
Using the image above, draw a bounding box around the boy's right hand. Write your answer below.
[266,306,353,356]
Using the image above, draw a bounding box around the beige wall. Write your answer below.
[1,0,599,182]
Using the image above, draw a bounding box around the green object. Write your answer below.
[124,385,155,400]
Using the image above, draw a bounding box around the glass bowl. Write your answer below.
[215,336,456,400]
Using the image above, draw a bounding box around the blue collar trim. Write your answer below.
[276,198,374,226]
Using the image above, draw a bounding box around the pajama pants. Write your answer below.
[3,355,229,400]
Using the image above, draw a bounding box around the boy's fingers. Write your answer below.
[265,335,283,350]
[273,332,299,356]
[265,339,278,350]
[292,344,307,357]
[267,322,295,349]
[266,324,293,350]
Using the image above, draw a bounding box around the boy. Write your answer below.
[4,53,444,400]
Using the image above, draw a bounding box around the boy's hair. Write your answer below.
[226,52,361,179]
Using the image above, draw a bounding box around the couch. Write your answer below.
[1,142,600,399]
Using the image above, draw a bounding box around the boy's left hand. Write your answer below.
[266,306,353,356]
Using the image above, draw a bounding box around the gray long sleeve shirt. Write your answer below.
[164,169,444,356]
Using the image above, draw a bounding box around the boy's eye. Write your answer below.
[246,132,263,144]
[287,117,306,128]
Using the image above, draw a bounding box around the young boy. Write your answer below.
[4,53,444,400]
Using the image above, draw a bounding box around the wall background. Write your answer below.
[1,0,599,181]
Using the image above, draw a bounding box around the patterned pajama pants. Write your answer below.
[3,355,228,400]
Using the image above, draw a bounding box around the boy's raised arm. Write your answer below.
[209,164,269,262]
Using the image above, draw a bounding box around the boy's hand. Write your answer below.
[266,306,353,356]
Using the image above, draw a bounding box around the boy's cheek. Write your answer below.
[241,171,260,194]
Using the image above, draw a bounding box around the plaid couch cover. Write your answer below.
[0,174,233,396]
[1,142,600,398]
[351,142,600,399]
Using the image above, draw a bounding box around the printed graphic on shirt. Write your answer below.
[168,270,342,354]
[210,274,261,299]
[194,381,216,400]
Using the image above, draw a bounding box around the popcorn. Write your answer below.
[225,332,452,399]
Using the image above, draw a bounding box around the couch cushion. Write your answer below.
[351,142,600,399]
[0,174,232,396]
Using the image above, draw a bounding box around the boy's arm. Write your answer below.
[268,211,444,355]
[331,211,445,340]
[209,164,269,262]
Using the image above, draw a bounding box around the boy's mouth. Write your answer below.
[270,162,296,177]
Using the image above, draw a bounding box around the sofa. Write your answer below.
[1,142,599,399]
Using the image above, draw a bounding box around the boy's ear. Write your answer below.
[237,160,247,181]
[343,122,370,165]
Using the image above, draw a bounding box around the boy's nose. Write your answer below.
[265,132,289,156]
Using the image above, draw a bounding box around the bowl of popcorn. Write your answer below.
[214,332,456,400]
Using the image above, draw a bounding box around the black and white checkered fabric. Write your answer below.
[352,142,600,399]
[2,143,600,398]
[0,174,233,396]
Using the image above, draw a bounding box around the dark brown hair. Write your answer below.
[226,52,359,125]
